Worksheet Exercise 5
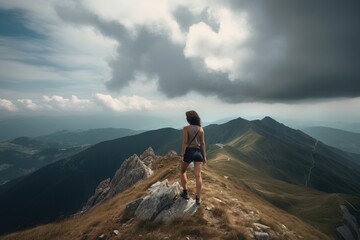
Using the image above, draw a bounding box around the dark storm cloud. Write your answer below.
[227,1,360,101]
[57,1,360,103]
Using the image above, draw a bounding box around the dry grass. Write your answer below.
[1,154,333,240]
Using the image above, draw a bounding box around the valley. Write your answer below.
[0,128,142,184]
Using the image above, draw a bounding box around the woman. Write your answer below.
[180,110,207,205]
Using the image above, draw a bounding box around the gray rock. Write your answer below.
[135,180,181,220]
[254,231,269,240]
[125,198,144,217]
[337,226,354,240]
[148,181,162,192]
[165,150,177,158]
[141,147,157,167]
[336,205,360,240]
[98,234,105,239]
[140,147,156,161]
[155,196,197,222]
[83,148,155,212]
[83,178,110,210]
[107,154,153,197]
[253,223,271,230]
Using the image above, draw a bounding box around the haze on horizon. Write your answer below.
[0,1,360,125]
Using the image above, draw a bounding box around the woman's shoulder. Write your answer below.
[184,124,203,131]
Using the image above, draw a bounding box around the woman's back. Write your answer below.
[187,125,201,149]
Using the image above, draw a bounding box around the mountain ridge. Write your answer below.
[303,126,360,154]
[1,151,332,240]
[0,116,359,237]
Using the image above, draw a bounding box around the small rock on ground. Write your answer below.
[254,231,269,240]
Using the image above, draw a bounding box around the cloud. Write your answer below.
[83,0,185,43]
[0,60,67,82]
[17,99,39,110]
[3,95,95,112]
[42,95,93,110]
[0,93,194,114]
[2,0,360,104]
[0,99,18,111]
[94,93,153,112]
[184,8,253,80]
[0,2,116,89]
[86,1,360,102]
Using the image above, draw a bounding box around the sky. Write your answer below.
[0,0,360,125]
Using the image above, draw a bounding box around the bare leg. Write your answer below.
[194,162,202,197]
[180,161,190,190]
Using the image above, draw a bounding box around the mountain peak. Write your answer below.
[261,116,278,124]
[258,116,286,130]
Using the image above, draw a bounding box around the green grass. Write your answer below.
[208,145,359,237]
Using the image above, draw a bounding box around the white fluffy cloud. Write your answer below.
[42,95,93,110]
[0,99,18,112]
[17,99,39,110]
[1,95,94,112]
[0,93,197,114]
[94,93,153,112]
[184,8,253,80]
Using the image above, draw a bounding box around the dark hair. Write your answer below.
[186,110,201,126]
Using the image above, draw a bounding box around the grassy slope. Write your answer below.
[1,155,331,240]
[207,145,359,237]
[0,128,182,235]
[1,117,360,237]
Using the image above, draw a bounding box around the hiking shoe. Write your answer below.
[180,190,189,200]
[196,195,202,205]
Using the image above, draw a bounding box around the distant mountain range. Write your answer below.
[0,114,181,141]
[35,128,143,148]
[0,117,359,237]
[303,126,360,154]
[0,128,142,184]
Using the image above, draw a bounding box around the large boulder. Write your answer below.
[132,179,198,222]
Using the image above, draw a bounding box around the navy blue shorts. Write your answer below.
[183,147,203,163]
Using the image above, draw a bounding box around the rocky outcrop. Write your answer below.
[165,150,177,158]
[83,148,156,211]
[126,179,197,222]
[336,205,360,240]
[107,154,153,197]
[83,178,110,211]
[140,147,156,167]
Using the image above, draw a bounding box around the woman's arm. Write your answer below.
[200,128,207,163]
[182,127,188,157]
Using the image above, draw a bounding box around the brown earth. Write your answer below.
[1,154,331,240]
